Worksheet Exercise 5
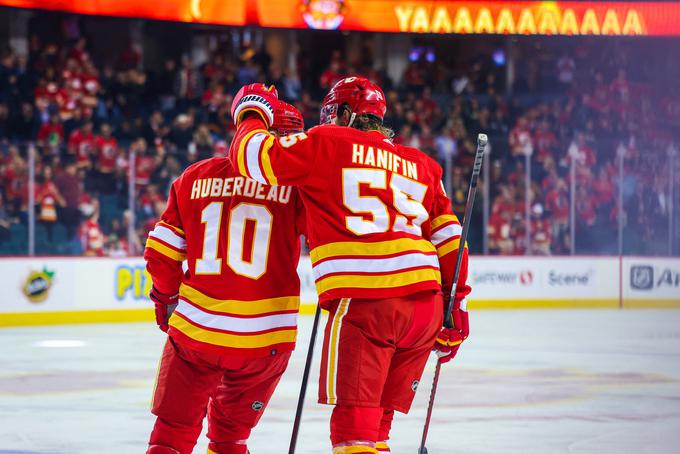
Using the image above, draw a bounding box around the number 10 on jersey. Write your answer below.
[195,202,273,279]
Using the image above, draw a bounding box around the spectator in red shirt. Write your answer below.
[530,204,552,255]
[68,38,90,65]
[488,209,514,255]
[94,123,118,193]
[81,61,100,108]
[213,140,228,158]
[509,116,533,159]
[56,82,81,121]
[533,121,557,163]
[37,114,64,152]
[131,138,157,188]
[35,166,66,240]
[77,203,104,256]
[592,167,614,212]
[421,87,439,120]
[201,82,227,112]
[565,132,596,168]
[491,185,516,217]
[140,184,163,219]
[68,121,95,170]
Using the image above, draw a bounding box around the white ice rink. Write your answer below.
[2,310,680,454]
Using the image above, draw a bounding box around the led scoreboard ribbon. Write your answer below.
[3,0,680,36]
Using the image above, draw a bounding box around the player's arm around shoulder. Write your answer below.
[228,84,318,186]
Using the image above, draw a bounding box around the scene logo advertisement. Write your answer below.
[22,267,55,303]
[546,269,593,287]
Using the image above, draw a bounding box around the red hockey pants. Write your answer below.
[318,292,443,450]
[148,337,291,454]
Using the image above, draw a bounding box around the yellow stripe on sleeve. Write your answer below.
[310,238,436,264]
[259,135,279,186]
[179,283,299,316]
[436,238,468,258]
[169,314,297,349]
[375,442,390,451]
[237,129,268,178]
[315,268,440,295]
[146,238,186,261]
[431,214,460,231]
[332,446,379,454]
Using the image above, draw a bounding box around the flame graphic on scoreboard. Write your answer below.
[301,0,346,30]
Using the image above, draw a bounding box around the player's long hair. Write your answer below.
[352,114,395,140]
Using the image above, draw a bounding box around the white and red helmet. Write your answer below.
[320,76,386,125]
[272,100,304,135]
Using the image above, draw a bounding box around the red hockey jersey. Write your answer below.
[229,118,470,307]
[144,157,305,357]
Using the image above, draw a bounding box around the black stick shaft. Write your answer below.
[288,304,322,454]
[442,134,486,329]
[418,362,442,453]
[418,133,487,452]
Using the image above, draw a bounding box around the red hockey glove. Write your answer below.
[149,286,178,332]
[435,307,469,364]
[231,83,279,128]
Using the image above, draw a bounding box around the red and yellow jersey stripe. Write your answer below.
[375,441,391,452]
[235,129,278,186]
[167,283,300,356]
[310,237,441,301]
[430,214,467,258]
[145,221,187,262]
[332,444,379,454]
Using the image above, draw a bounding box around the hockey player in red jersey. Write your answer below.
[144,101,305,454]
[229,79,471,453]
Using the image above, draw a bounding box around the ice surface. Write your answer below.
[2,310,680,453]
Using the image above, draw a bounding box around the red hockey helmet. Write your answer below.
[272,100,304,135]
[320,76,386,125]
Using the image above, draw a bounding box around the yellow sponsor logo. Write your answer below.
[22,267,55,303]
[115,265,153,301]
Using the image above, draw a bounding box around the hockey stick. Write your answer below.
[418,133,487,454]
[288,304,322,454]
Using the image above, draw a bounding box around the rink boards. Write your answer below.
[0,255,678,326]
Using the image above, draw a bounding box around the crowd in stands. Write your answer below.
[0,22,678,256]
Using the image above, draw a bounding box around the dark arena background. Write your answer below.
[0,1,679,453]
